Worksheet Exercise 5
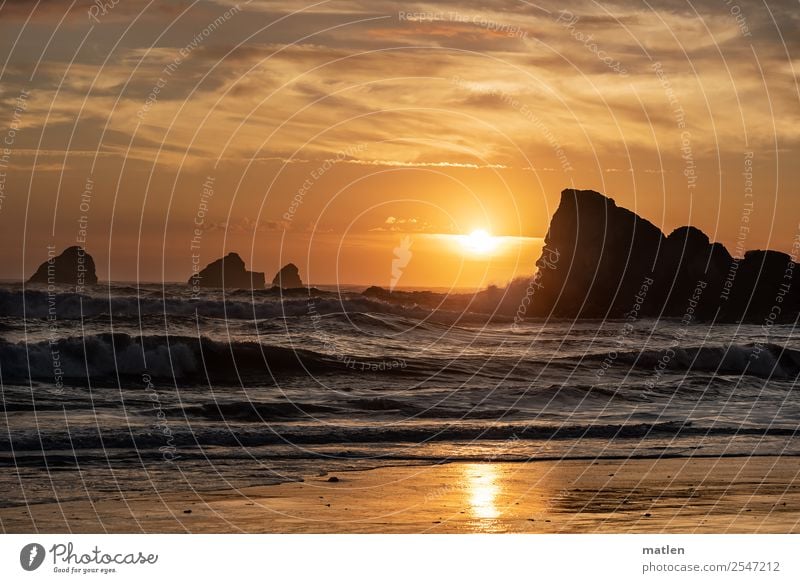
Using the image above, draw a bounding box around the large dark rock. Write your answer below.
[532,189,663,318]
[189,253,265,289]
[720,250,799,322]
[529,189,799,323]
[654,226,733,319]
[272,263,303,289]
[28,246,98,288]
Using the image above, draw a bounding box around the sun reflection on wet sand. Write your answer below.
[465,464,501,520]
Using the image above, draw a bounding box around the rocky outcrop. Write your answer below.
[529,189,799,322]
[531,189,663,318]
[28,246,98,288]
[272,263,303,289]
[720,250,798,322]
[189,253,265,289]
[653,226,733,319]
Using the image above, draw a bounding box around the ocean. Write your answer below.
[1,283,798,508]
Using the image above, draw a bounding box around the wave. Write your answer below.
[2,421,797,452]
[163,399,515,422]
[342,397,517,419]
[585,343,800,379]
[171,401,339,421]
[0,289,419,321]
[0,333,350,382]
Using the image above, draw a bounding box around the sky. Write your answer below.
[0,0,797,289]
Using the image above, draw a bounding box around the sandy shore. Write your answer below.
[3,456,800,533]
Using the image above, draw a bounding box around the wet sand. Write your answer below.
[3,456,800,533]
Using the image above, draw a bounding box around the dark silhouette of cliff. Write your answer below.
[530,189,799,322]
[189,253,265,289]
[28,246,98,287]
[272,263,303,289]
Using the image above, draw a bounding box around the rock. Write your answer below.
[720,250,798,322]
[326,476,340,483]
[529,188,800,323]
[27,246,98,288]
[272,263,303,289]
[189,253,265,289]
[654,226,732,319]
[532,189,663,318]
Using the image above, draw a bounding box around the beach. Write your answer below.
[4,456,799,534]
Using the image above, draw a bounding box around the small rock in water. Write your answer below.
[327,476,340,483]
[644,513,652,517]
[183,509,192,514]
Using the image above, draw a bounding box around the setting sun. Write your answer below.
[459,229,499,255]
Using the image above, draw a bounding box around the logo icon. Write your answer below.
[20,543,46,571]
[390,235,413,291]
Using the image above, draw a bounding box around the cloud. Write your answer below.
[2,0,798,170]
[370,216,453,233]
[204,217,288,233]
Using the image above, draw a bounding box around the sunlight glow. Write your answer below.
[458,229,499,255]
[465,464,501,519]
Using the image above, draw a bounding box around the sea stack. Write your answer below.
[531,189,663,318]
[529,188,800,322]
[28,246,98,288]
[189,252,265,289]
[272,263,303,288]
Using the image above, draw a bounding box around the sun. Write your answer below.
[459,229,498,255]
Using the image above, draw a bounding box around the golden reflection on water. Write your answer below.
[465,464,501,519]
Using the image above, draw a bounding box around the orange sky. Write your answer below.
[0,0,797,289]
